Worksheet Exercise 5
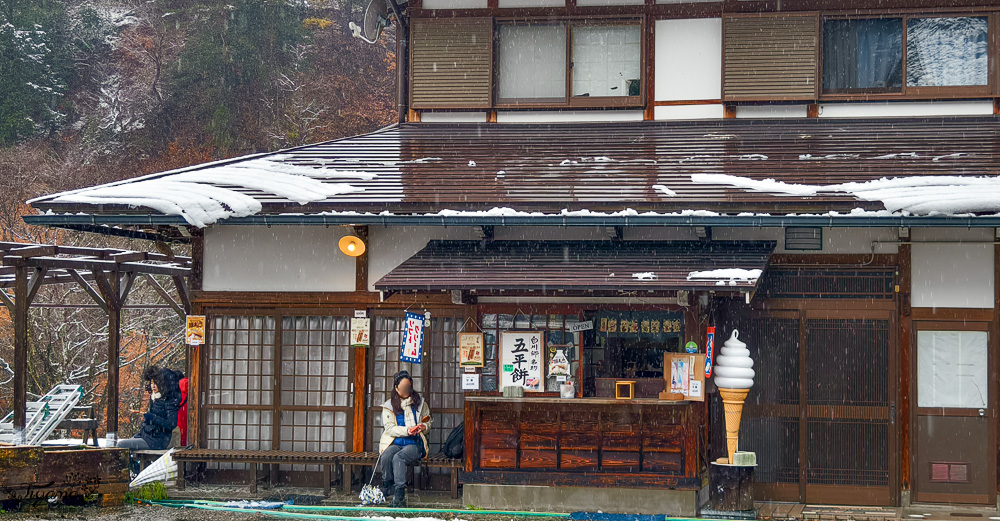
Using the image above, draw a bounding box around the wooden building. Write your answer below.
[21,0,1000,512]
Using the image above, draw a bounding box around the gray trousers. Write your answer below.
[117,436,150,450]
[380,443,424,488]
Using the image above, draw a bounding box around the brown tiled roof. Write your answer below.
[29,117,1000,216]
[373,240,775,292]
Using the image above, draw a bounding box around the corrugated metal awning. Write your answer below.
[28,116,1000,222]
[374,240,776,292]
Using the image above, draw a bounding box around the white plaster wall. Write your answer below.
[419,112,488,123]
[735,105,809,119]
[654,19,722,102]
[577,0,643,5]
[421,0,487,8]
[498,0,563,6]
[367,226,480,292]
[912,242,994,309]
[911,228,994,242]
[495,110,644,123]
[653,104,725,120]
[819,101,994,118]
[203,225,356,292]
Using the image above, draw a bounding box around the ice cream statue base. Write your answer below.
[704,329,758,517]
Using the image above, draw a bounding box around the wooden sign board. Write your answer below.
[660,353,706,402]
[500,331,544,392]
[459,332,484,367]
[186,315,206,346]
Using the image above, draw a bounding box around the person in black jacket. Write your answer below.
[118,366,182,454]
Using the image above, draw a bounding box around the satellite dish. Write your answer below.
[349,0,391,44]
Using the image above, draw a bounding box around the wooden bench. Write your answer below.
[171,449,341,495]
[134,449,169,471]
[339,451,463,499]
[55,405,99,446]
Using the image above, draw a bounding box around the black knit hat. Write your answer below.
[393,370,412,388]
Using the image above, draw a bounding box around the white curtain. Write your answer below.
[571,25,642,98]
[497,24,567,100]
[917,330,988,408]
[906,17,988,87]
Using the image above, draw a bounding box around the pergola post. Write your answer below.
[0,242,191,447]
[96,270,123,446]
[12,265,28,445]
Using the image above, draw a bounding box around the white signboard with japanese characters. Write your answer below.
[500,331,545,392]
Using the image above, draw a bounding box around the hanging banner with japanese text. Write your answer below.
[596,311,684,342]
[500,331,545,391]
[400,312,425,363]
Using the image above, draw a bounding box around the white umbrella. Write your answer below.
[130,448,177,489]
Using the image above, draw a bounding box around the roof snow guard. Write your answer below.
[374,240,776,293]
[24,117,1000,232]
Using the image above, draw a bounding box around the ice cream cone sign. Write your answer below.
[713,330,755,464]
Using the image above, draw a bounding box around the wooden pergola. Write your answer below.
[0,242,191,445]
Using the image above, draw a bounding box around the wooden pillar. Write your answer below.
[97,271,123,445]
[188,229,203,449]
[12,265,28,445]
[352,225,369,452]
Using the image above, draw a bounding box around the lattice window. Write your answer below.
[278,315,353,471]
[206,315,276,470]
[369,314,464,463]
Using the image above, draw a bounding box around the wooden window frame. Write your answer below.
[819,12,997,101]
[492,15,646,110]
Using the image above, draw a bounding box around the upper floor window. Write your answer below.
[906,17,988,88]
[496,20,643,107]
[822,19,903,94]
[822,15,990,97]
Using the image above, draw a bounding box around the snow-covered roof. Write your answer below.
[27,117,1000,227]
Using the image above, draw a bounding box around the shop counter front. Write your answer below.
[462,395,702,489]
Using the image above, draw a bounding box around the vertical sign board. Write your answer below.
[459,332,484,367]
[400,311,425,363]
[186,315,206,346]
[350,317,370,348]
[705,326,716,378]
[500,331,545,392]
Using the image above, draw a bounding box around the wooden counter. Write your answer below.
[462,395,702,489]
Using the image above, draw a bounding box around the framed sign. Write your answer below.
[186,315,206,346]
[500,331,544,392]
[350,317,370,348]
[400,312,425,363]
[459,332,484,367]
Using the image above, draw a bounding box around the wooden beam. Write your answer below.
[0,288,12,312]
[12,266,28,444]
[20,257,189,277]
[7,245,57,258]
[172,275,191,315]
[110,252,148,263]
[141,274,184,320]
[24,267,47,306]
[92,270,122,311]
[66,270,108,314]
[354,226,369,292]
[119,271,136,307]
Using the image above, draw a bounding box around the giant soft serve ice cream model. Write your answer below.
[713,330,755,464]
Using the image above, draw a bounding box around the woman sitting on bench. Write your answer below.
[379,370,432,507]
[118,366,182,472]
